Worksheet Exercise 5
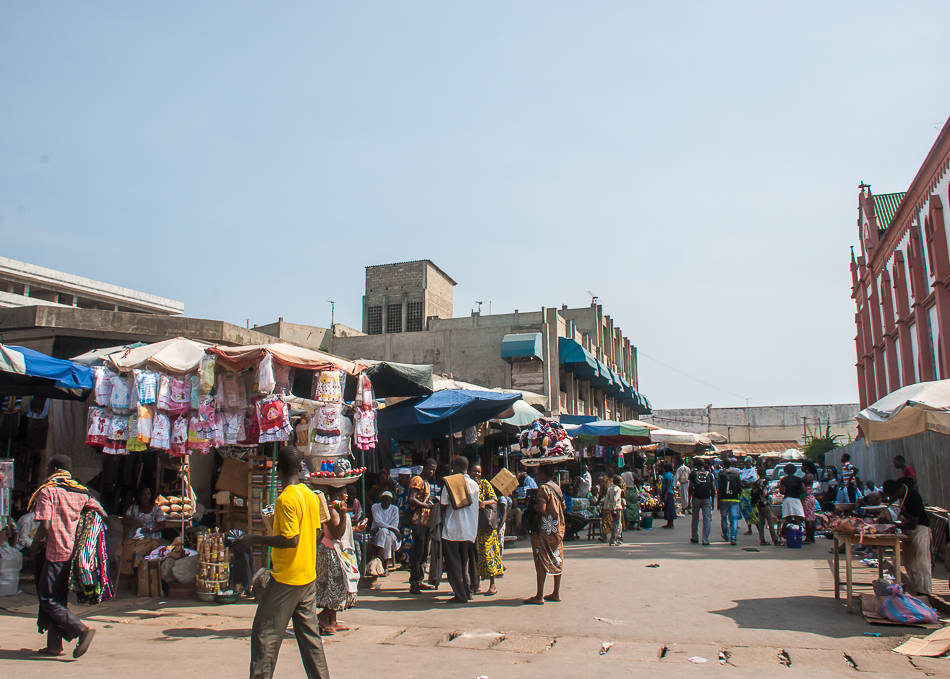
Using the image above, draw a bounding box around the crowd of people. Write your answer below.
[18,445,938,678]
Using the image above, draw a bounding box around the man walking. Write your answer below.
[717,458,742,545]
[29,455,102,658]
[675,458,691,515]
[408,459,437,594]
[237,447,332,679]
[440,456,479,603]
[688,459,715,545]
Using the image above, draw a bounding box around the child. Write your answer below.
[802,476,818,544]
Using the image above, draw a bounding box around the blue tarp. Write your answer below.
[0,344,94,400]
[378,389,521,440]
[501,332,543,361]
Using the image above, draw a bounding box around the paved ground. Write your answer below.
[1,518,947,677]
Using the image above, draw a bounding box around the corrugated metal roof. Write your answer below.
[718,441,800,455]
[872,192,906,232]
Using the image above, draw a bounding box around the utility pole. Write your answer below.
[328,300,335,329]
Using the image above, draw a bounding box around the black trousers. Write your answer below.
[441,539,473,601]
[250,578,330,679]
[427,530,443,587]
[37,559,86,649]
[409,523,431,585]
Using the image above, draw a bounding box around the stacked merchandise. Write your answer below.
[519,418,575,465]
[196,530,230,599]
[303,369,371,488]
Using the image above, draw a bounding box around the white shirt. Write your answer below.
[440,474,479,542]
[523,475,538,490]
[576,471,592,497]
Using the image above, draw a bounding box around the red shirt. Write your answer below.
[33,486,103,562]
[901,465,916,479]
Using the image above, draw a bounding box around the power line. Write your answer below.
[638,350,754,404]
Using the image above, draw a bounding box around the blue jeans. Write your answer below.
[691,497,712,544]
[720,501,740,542]
[610,511,622,544]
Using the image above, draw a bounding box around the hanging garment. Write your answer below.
[101,440,128,455]
[212,413,226,447]
[107,413,129,441]
[222,411,244,445]
[151,413,172,450]
[189,374,200,411]
[126,415,147,452]
[257,395,292,443]
[311,404,342,444]
[92,366,114,406]
[274,362,292,395]
[136,405,153,443]
[314,370,343,403]
[85,407,109,447]
[239,406,259,445]
[356,373,375,409]
[133,369,158,406]
[169,416,189,456]
[258,354,276,394]
[69,509,114,604]
[198,354,216,394]
[198,395,215,424]
[216,370,248,409]
[109,374,132,412]
[187,416,211,454]
[354,407,377,451]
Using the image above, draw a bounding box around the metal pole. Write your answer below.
[266,441,278,566]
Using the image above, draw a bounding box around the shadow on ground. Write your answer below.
[709,595,888,637]
[162,627,252,639]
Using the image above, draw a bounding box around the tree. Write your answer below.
[802,422,842,463]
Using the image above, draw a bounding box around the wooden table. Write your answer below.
[832,531,906,612]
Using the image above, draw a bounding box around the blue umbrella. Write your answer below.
[0,344,94,400]
[563,419,652,445]
[379,389,521,440]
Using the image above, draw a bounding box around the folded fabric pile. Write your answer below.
[519,418,574,458]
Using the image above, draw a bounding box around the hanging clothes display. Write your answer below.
[314,369,343,403]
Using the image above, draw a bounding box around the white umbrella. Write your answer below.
[649,428,711,446]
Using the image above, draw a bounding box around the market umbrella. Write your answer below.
[649,428,712,446]
[378,388,521,440]
[855,378,950,443]
[0,344,93,400]
[71,342,148,366]
[495,399,542,427]
[564,419,652,446]
[106,337,210,373]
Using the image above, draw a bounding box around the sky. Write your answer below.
[2,2,949,410]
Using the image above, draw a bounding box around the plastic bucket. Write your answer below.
[640,516,653,529]
[0,546,23,596]
[785,527,803,549]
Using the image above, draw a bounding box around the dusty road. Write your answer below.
[0,519,945,677]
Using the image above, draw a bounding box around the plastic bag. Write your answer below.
[879,583,938,624]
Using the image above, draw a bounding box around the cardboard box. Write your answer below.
[490,468,518,497]
[216,458,250,498]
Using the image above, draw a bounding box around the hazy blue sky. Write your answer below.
[2,3,948,409]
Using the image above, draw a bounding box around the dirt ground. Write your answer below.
[1,518,947,677]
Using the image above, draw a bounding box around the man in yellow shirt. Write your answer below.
[236,447,331,678]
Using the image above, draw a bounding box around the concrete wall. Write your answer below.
[424,261,455,321]
[644,404,861,443]
[254,319,331,350]
[362,260,456,333]
[829,432,950,510]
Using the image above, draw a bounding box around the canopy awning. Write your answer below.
[71,342,148,366]
[106,337,210,373]
[649,428,711,446]
[495,399,543,427]
[209,342,364,375]
[558,337,598,377]
[378,389,522,440]
[564,419,652,446]
[0,344,93,401]
[501,333,543,362]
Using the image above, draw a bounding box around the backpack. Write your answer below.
[721,470,740,500]
[692,470,714,499]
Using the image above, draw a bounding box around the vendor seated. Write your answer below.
[118,486,166,592]
[370,490,401,575]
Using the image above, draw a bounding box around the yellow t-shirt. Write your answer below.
[270,484,322,586]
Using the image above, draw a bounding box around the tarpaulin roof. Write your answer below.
[0,344,93,400]
[209,342,364,375]
[106,337,210,373]
[564,419,652,446]
[378,389,521,440]
[501,333,543,361]
[433,376,547,407]
[496,398,543,427]
[344,359,433,399]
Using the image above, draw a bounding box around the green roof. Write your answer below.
[872,192,906,232]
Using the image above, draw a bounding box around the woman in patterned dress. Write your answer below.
[471,465,503,595]
[525,465,566,605]
[315,487,361,635]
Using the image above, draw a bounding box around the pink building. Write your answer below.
[852,117,950,408]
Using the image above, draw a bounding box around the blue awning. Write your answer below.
[558,337,598,378]
[558,414,599,425]
[501,332,542,361]
[378,388,521,440]
[0,344,94,401]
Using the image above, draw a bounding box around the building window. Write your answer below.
[387,303,402,333]
[928,305,940,378]
[909,322,920,382]
[367,306,382,335]
[407,301,423,332]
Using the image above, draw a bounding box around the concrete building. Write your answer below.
[850,115,950,408]
[0,256,183,315]
[643,403,860,451]
[362,260,456,335]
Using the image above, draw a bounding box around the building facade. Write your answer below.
[0,256,183,315]
[851,117,950,408]
[362,260,456,335]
